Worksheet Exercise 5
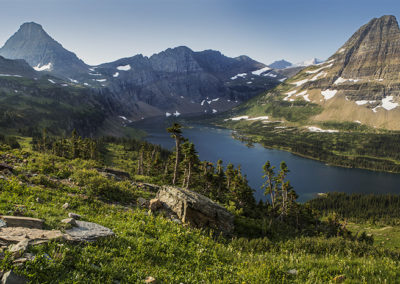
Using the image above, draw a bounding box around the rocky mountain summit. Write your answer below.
[0,22,89,79]
[241,15,400,130]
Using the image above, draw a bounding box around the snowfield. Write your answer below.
[284,90,297,101]
[251,67,271,76]
[113,72,119,78]
[305,63,333,74]
[292,78,309,87]
[225,116,269,121]
[310,71,327,81]
[117,64,131,71]
[334,77,360,85]
[33,62,52,71]
[381,96,398,110]
[230,73,247,80]
[321,89,337,100]
[308,126,339,133]
[355,100,376,105]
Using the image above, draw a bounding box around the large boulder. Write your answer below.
[156,186,234,236]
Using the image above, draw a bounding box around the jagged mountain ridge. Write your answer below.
[73,46,286,119]
[235,15,400,130]
[0,22,288,120]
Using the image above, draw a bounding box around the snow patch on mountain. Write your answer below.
[230,73,247,80]
[381,96,398,110]
[33,62,52,71]
[252,67,271,76]
[321,89,337,100]
[116,64,131,71]
[308,126,339,133]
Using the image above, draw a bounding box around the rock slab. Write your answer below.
[65,221,115,242]
[0,227,64,244]
[0,216,44,229]
[156,186,234,235]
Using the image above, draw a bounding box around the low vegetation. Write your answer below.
[0,129,400,282]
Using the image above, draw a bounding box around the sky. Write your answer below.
[0,0,399,66]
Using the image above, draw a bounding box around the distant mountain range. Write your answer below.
[269,58,324,69]
[231,15,400,130]
[0,22,297,122]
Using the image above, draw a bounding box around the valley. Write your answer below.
[1,4,400,282]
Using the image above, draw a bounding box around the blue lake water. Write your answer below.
[133,118,400,202]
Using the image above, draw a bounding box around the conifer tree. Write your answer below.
[167,123,183,185]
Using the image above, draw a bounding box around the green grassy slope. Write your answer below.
[1,139,400,282]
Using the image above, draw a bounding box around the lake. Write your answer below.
[133,118,400,202]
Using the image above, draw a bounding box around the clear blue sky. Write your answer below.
[0,0,399,65]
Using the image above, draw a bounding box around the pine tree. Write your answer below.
[167,123,183,185]
[262,161,277,209]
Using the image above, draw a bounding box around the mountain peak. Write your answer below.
[0,22,88,78]
[20,22,44,30]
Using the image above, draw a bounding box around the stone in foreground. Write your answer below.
[156,186,234,236]
[0,216,44,229]
[0,227,64,244]
[64,221,114,242]
[2,270,27,284]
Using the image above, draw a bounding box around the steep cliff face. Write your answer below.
[86,46,283,119]
[241,15,400,130]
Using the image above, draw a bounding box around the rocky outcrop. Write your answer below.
[156,186,234,236]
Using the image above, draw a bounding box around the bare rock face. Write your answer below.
[252,15,400,130]
[156,186,234,236]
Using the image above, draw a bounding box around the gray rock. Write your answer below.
[68,213,81,220]
[156,186,234,236]
[61,218,77,226]
[0,216,44,229]
[0,220,6,228]
[64,221,114,242]
[1,270,27,284]
[62,203,69,209]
